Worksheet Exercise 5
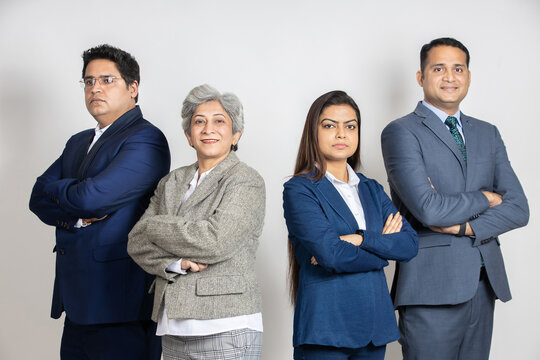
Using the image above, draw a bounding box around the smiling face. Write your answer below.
[417,45,471,115]
[317,104,359,170]
[84,59,138,127]
[184,100,242,171]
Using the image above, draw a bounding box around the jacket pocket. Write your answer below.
[196,275,246,296]
[417,234,453,249]
[93,243,130,262]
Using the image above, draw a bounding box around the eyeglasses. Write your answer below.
[79,75,122,89]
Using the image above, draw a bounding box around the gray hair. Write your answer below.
[181,84,244,136]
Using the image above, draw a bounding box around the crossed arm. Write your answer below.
[283,179,418,274]
[127,174,265,279]
[29,131,170,230]
[381,122,529,242]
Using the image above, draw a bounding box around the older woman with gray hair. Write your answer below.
[128,84,265,359]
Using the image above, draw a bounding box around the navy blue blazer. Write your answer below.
[283,173,418,348]
[29,106,170,325]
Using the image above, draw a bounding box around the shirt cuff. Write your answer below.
[166,259,188,275]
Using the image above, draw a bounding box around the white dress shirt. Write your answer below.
[156,167,263,336]
[325,164,366,231]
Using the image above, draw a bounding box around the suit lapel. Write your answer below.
[176,152,240,217]
[461,114,477,191]
[71,130,95,178]
[77,106,142,179]
[417,103,467,176]
[314,177,359,233]
[356,177,374,231]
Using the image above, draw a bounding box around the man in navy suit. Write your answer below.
[381,38,529,359]
[29,44,170,359]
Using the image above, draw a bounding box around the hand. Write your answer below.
[180,259,208,272]
[430,222,474,236]
[82,214,108,226]
[428,177,435,189]
[310,232,367,266]
[382,212,402,234]
[482,191,502,208]
[340,234,363,246]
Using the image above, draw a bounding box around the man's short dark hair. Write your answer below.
[82,44,140,102]
[420,37,470,72]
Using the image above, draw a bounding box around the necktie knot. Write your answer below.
[445,116,459,129]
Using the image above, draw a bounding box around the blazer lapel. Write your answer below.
[77,106,142,179]
[416,103,467,176]
[314,177,359,233]
[461,114,477,191]
[167,163,197,215]
[176,152,240,217]
[356,177,374,231]
[71,130,95,178]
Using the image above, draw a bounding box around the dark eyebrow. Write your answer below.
[320,118,358,123]
[431,63,466,68]
[83,74,116,79]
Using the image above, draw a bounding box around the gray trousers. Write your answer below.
[398,269,496,360]
[162,329,263,360]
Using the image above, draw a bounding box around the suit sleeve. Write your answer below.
[381,121,490,227]
[40,128,170,219]
[468,126,529,243]
[359,182,418,261]
[129,173,265,266]
[29,154,79,230]
[128,175,183,280]
[283,178,389,274]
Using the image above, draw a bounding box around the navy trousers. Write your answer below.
[60,317,161,360]
[398,268,496,360]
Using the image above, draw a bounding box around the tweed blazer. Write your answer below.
[128,152,265,321]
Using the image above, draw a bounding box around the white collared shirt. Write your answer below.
[157,167,263,336]
[325,164,366,231]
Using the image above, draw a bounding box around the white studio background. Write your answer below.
[1,0,539,359]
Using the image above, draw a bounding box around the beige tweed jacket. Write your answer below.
[127,152,265,321]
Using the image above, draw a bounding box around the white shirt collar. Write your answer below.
[325,163,359,186]
[422,100,462,127]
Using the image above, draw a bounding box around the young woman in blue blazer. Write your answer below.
[283,90,418,360]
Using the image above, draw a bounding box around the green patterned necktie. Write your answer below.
[445,116,467,164]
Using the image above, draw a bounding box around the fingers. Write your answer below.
[311,256,318,265]
[182,260,208,272]
[382,212,402,234]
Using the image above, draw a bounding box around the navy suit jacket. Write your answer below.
[283,173,418,348]
[381,102,529,306]
[29,106,170,325]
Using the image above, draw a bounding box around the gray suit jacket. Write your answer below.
[381,102,529,306]
[127,152,265,321]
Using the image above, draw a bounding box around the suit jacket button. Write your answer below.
[59,248,65,255]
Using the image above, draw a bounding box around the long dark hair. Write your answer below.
[288,90,361,305]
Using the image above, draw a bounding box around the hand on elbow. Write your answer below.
[482,191,503,208]
[181,259,208,272]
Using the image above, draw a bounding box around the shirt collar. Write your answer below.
[325,163,359,186]
[94,123,112,136]
[422,100,462,128]
[189,167,215,188]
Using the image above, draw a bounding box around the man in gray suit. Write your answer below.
[381,37,529,360]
